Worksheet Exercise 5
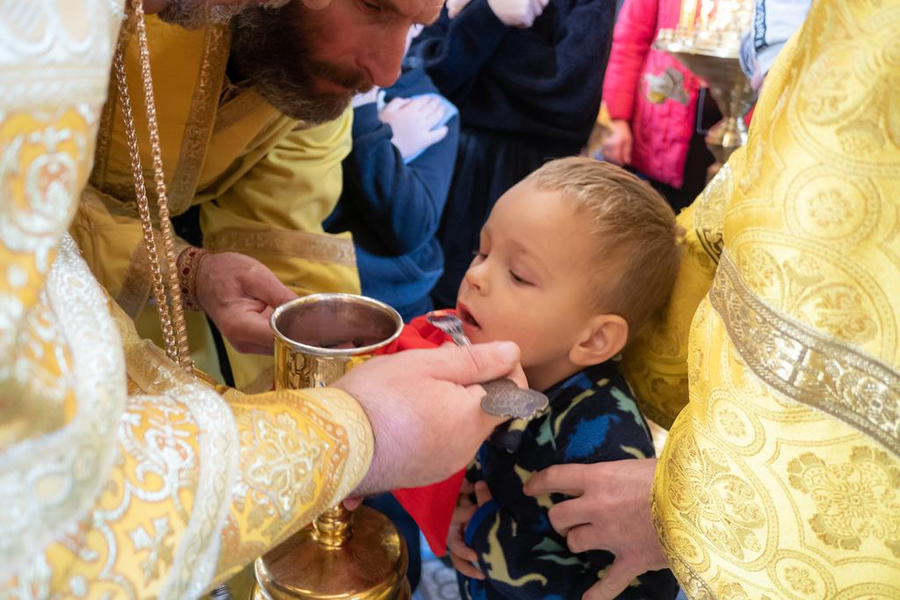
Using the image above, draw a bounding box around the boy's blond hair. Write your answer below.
[525,157,683,339]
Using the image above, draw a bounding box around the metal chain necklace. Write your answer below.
[113,0,193,374]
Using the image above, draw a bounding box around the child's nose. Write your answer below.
[464,263,489,294]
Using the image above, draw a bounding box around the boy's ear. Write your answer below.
[569,314,629,367]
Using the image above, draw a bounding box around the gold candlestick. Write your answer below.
[656,0,757,180]
[254,294,410,600]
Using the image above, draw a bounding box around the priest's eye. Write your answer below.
[359,0,383,13]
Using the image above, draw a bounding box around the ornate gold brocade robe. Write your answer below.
[1,2,372,597]
[622,0,900,596]
[68,10,360,389]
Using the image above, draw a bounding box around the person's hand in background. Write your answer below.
[380,96,449,160]
[447,0,474,18]
[487,0,549,28]
[601,119,633,166]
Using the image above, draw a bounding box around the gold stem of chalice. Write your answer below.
[253,294,410,600]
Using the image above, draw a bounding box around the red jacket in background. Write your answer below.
[602,0,702,189]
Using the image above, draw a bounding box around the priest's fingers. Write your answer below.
[222,306,279,354]
[565,521,606,554]
[523,463,588,498]
[243,265,297,310]
[422,341,521,386]
[546,496,592,536]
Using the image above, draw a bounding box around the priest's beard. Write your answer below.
[229,2,372,124]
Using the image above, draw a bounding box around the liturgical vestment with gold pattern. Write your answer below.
[0,2,372,597]
[622,0,900,597]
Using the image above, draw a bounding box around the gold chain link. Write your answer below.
[113,0,194,375]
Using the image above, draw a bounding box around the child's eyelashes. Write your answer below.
[510,270,532,286]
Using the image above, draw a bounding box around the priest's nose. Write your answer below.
[357,30,406,88]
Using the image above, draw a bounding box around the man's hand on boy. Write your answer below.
[524,459,666,600]
[380,96,449,160]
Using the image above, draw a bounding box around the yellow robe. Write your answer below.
[0,2,371,597]
[68,10,360,390]
[623,0,900,596]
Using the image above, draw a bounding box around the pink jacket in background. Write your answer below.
[602,0,702,189]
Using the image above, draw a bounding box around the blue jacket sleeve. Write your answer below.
[343,102,459,255]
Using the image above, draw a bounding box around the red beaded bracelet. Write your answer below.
[177,246,210,311]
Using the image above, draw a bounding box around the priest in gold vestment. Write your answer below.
[70,3,366,389]
[0,0,519,597]
[526,0,900,598]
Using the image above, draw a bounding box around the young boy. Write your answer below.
[408,0,616,310]
[444,157,682,599]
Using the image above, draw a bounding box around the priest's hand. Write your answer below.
[335,341,523,494]
[195,251,297,354]
[524,459,667,600]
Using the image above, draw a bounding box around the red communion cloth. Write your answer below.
[375,314,462,556]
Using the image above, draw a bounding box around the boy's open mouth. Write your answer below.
[457,304,481,330]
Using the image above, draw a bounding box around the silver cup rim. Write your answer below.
[270,293,403,357]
